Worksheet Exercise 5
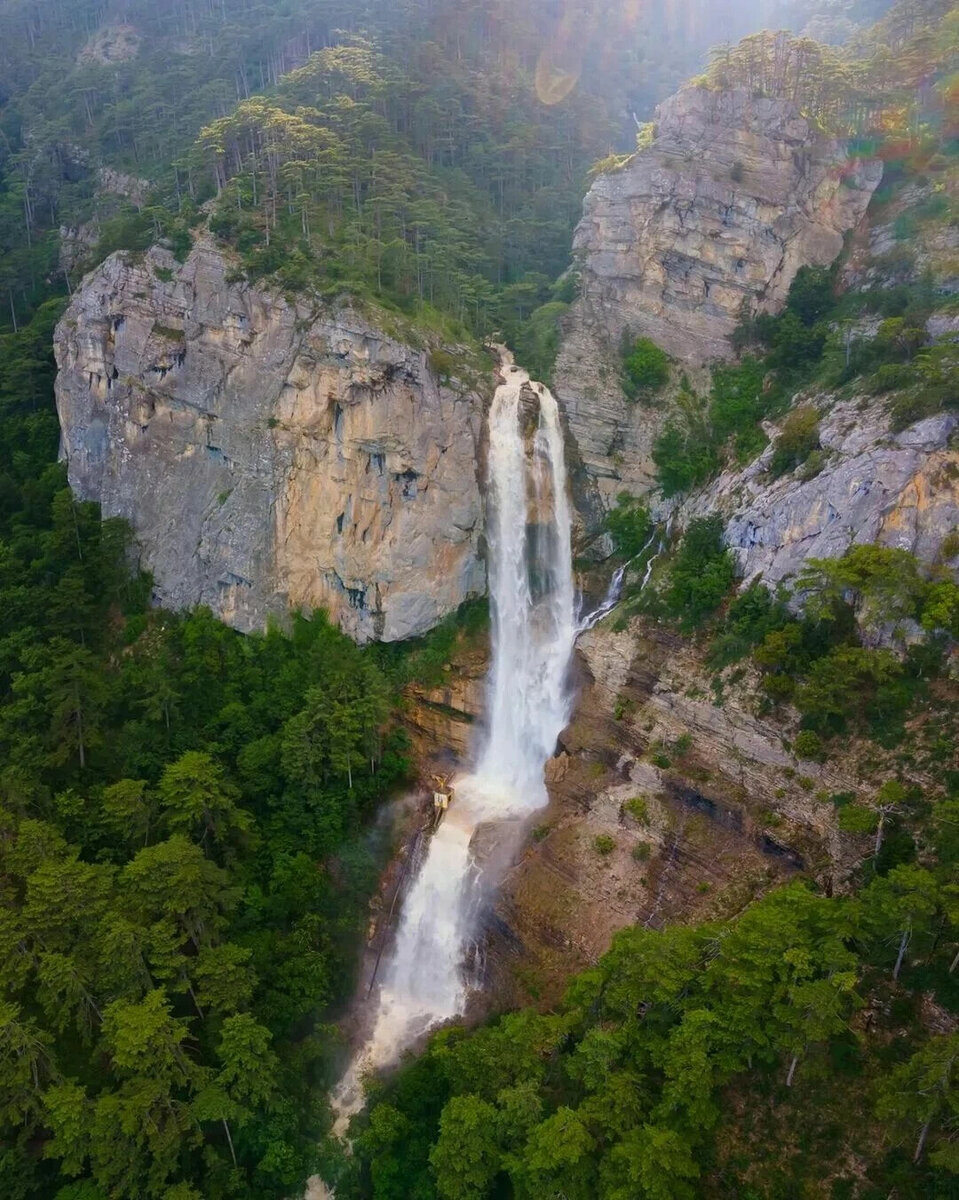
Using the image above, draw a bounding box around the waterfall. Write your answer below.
[329,350,576,1130]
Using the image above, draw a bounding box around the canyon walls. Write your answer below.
[555,84,882,499]
[55,237,488,641]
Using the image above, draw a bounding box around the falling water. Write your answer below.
[328,350,577,1131]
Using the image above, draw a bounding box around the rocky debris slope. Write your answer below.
[55,237,487,641]
[555,85,881,499]
[689,403,959,588]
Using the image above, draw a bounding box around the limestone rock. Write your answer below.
[55,237,487,641]
[555,85,881,500]
[686,398,959,587]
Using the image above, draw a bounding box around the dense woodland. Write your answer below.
[0,0,957,1196]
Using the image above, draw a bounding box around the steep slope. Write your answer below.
[694,403,959,588]
[556,84,882,499]
[55,237,488,641]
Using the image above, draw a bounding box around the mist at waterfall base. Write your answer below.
[330,353,577,1127]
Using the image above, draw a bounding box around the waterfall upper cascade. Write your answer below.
[329,350,577,1129]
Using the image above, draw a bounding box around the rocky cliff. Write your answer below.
[55,238,488,641]
[555,85,882,499]
[693,403,959,591]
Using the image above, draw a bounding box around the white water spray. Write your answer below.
[329,350,576,1130]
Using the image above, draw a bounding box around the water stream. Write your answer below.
[327,350,577,1133]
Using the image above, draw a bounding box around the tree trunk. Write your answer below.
[893,926,910,980]
[786,1054,799,1087]
[914,1119,930,1163]
[949,945,959,974]
[874,813,885,857]
[222,1117,237,1166]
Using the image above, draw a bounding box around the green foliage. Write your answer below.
[706,580,791,669]
[793,729,826,762]
[660,517,737,630]
[603,493,652,560]
[624,796,650,824]
[593,835,617,856]
[620,335,670,401]
[798,545,928,640]
[0,302,415,1196]
[348,875,959,1197]
[769,406,820,478]
[512,301,570,387]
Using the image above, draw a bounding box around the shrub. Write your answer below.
[709,357,769,451]
[795,645,905,735]
[514,300,569,385]
[621,335,670,400]
[794,729,826,762]
[624,796,650,824]
[707,580,791,669]
[632,841,652,862]
[429,348,456,381]
[652,416,720,497]
[837,804,878,835]
[593,834,616,855]
[604,493,652,559]
[785,265,837,327]
[663,515,737,629]
[769,405,820,477]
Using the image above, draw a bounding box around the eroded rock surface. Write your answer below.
[555,85,881,499]
[688,401,959,586]
[55,238,487,640]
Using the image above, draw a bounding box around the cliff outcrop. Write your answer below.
[691,403,959,588]
[55,238,488,641]
[555,85,882,498]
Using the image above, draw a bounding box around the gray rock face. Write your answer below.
[555,85,881,501]
[55,238,487,641]
[685,398,959,585]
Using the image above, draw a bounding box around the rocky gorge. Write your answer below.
[53,69,958,1028]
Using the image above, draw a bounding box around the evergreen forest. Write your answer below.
[0,0,957,1198]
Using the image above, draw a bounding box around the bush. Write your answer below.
[769,405,820,477]
[652,416,720,497]
[795,645,905,735]
[785,265,837,327]
[624,796,650,824]
[632,841,652,862]
[593,834,616,855]
[707,580,791,669]
[604,493,652,559]
[663,515,737,629]
[794,729,826,762]
[709,356,770,456]
[621,335,670,400]
[514,300,569,385]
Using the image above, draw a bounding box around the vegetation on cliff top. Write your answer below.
[0,0,956,1197]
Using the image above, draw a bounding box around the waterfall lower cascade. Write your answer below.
[329,350,577,1132]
